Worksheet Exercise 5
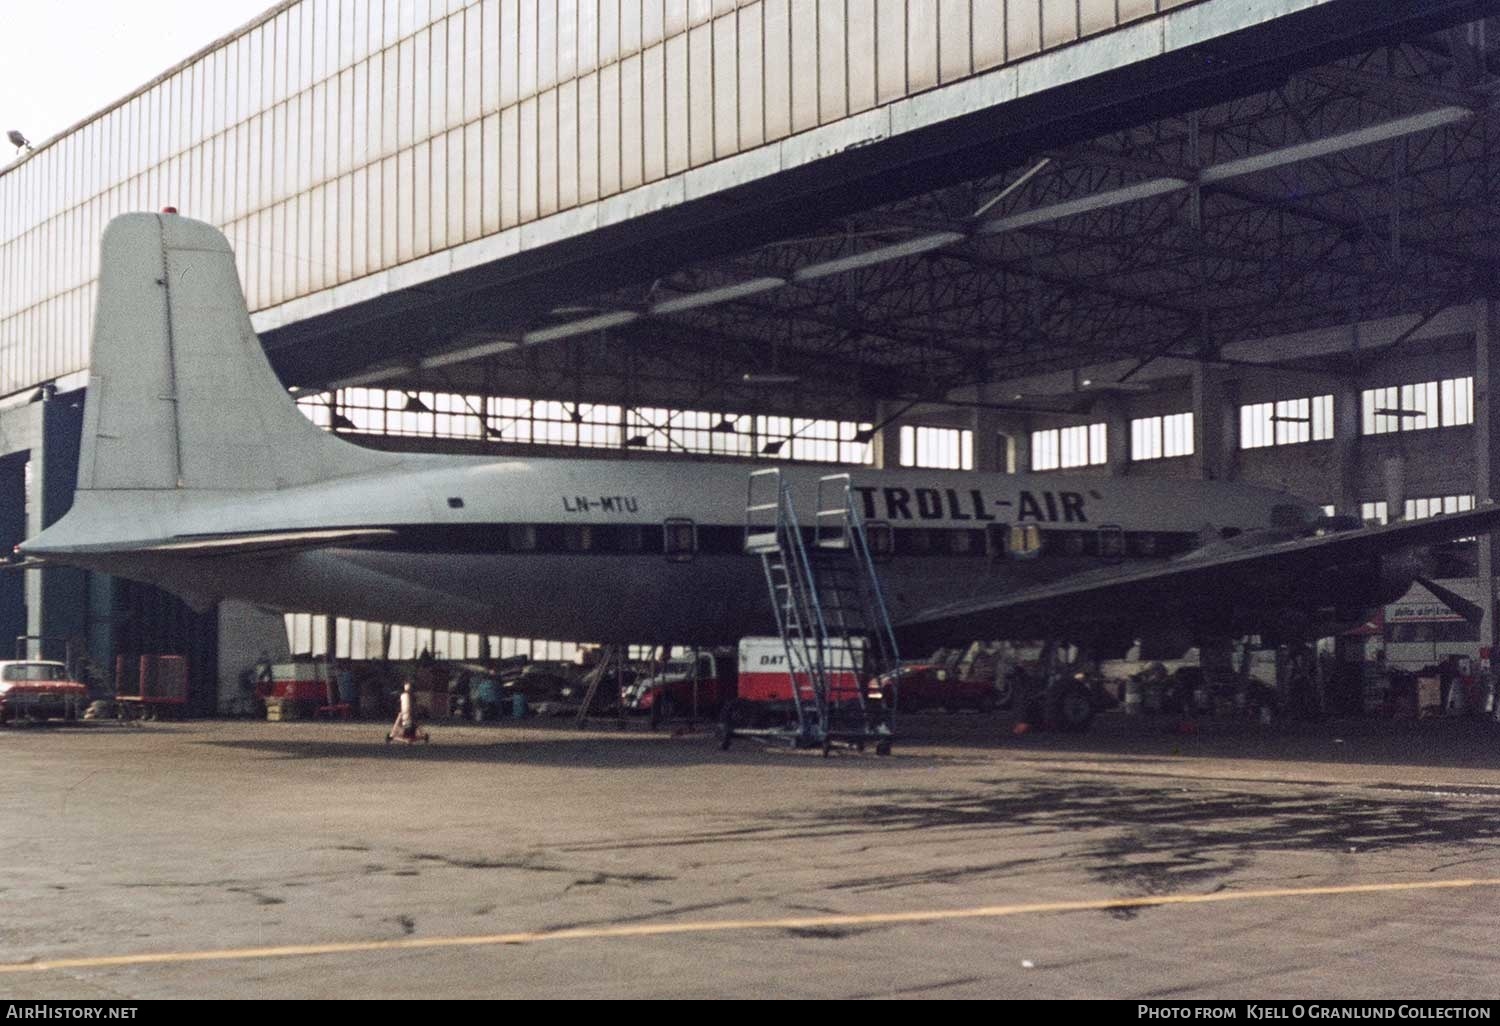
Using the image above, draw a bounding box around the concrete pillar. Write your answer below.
[1475,300,1499,659]
[1334,378,1362,516]
[1013,414,1032,474]
[1100,398,1130,475]
[871,401,905,470]
[1191,364,1234,481]
[969,406,1001,473]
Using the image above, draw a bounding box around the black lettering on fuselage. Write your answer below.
[971,490,996,521]
[1043,492,1059,522]
[1017,491,1047,522]
[884,488,913,520]
[1060,492,1088,523]
[601,497,616,512]
[854,486,879,520]
[945,489,972,521]
[916,488,943,520]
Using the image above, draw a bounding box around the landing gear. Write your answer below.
[1012,639,1097,733]
[1045,680,1096,733]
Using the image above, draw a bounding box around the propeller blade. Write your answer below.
[1414,576,1485,626]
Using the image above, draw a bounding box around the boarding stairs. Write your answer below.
[735,469,898,754]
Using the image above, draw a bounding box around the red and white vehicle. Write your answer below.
[0,661,88,724]
[735,636,870,707]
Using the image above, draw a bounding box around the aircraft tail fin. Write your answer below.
[78,212,394,493]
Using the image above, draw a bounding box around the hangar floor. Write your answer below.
[4,715,1500,1000]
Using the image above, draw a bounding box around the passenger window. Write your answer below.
[563,525,593,552]
[986,523,1010,558]
[904,529,935,555]
[508,524,538,552]
[1099,524,1125,560]
[664,518,697,562]
[1008,524,1042,559]
[948,530,980,556]
[618,525,646,553]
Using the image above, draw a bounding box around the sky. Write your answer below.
[1,0,275,152]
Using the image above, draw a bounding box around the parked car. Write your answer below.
[0,660,88,724]
[873,659,1000,713]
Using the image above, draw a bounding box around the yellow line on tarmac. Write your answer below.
[5,877,1500,974]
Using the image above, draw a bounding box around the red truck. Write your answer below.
[870,644,1010,713]
[621,649,737,727]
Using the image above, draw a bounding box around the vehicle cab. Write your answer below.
[622,650,737,723]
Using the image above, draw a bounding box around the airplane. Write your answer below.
[18,212,1500,700]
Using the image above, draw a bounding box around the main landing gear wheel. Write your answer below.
[1046,681,1096,733]
[650,696,675,732]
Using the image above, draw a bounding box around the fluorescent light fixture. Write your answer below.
[651,277,785,315]
[793,232,965,282]
[523,310,639,344]
[422,339,520,369]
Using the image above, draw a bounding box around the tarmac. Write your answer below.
[4,710,1500,999]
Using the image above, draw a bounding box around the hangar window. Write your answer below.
[1240,395,1334,448]
[755,416,875,465]
[663,518,696,562]
[1031,423,1106,471]
[630,408,755,457]
[1405,495,1474,521]
[1361,377,1473,435]
[1130,413,1193,461]
[898,426,973,470]
[298,390,874,464]
[1360,502,1388,526]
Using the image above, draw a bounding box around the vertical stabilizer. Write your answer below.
[79,212,395,492]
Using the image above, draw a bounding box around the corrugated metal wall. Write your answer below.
[0,0,1204,397]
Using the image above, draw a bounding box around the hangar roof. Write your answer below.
[280,11,1500,420]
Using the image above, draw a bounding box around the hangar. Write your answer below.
[2,0,1499,715]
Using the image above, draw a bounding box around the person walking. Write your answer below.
[386,681,428,743]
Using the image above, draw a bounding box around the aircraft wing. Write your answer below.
[895,504,1500,648]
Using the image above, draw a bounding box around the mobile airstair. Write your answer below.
[727,469,899,755]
